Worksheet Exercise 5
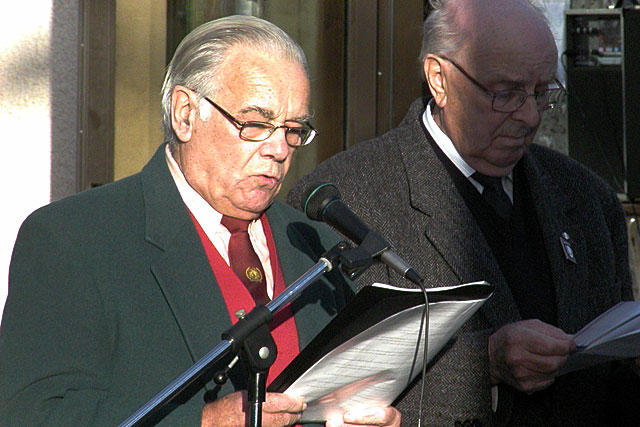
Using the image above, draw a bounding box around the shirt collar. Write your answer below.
[165,144,224,226]
[421,100,513,199]
[422,99,476,178]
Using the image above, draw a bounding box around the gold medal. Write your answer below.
[245,266,263,282]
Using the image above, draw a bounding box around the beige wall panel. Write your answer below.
[114,0,166,180]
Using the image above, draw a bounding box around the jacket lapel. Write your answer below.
[397,104,520,327]
[266,202,342,347]
[141,146,231,364]
[521,150,587,331]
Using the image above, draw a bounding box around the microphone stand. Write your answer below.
[118,241,351,427]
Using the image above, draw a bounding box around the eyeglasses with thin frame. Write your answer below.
[202,96,317,147]
[440,56,566,113]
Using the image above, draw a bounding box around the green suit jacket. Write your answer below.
[0,145,353,426]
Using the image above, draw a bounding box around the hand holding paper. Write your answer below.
[325,406,401,427]
[560,301,640,375]
[488,319,576,393]
[201,391,305,427]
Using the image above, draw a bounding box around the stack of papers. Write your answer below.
[560,301,640,375]
[269,281,494,422]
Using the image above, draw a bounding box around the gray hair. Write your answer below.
[419,0,465,63]
[420,0,550,63]
[161,15,309,147]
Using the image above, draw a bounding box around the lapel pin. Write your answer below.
[560,232,577,264]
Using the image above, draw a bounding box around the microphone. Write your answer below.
[304,183,424,286]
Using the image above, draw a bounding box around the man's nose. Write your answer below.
[511,95,542,127]
[260,127,291,161]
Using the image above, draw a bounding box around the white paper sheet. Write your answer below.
[284,282,492,422]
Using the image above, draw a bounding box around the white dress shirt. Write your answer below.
[165,145,274,297]
[422,100,513,202]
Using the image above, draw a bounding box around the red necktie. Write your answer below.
[221,215,269,305]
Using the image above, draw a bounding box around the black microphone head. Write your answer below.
[304,183,341,221]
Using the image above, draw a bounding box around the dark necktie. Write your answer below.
[472,172,512,221]
[221,215,269,305]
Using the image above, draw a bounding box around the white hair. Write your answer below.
[160,15,308,148]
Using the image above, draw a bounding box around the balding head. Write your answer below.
[421,0,561,177]
[421,0,556,67]
[461,0,556,67]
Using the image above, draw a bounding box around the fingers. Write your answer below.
[489,319,577,393]
[498,336,571,374]
[495,361,558,392]
[260,393,305,426]
[262,392,306,414]
[490,320,575,361]
[522,320,576,356]
[202,392,305,427]
[504,319,575,355]
[326,406,401,427]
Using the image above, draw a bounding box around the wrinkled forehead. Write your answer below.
[216,48,311,118]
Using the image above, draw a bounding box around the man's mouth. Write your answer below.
[255,174,281,188]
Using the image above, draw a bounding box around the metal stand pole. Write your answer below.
[118,243,345,427]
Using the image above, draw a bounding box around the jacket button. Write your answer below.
[455,419,482,427]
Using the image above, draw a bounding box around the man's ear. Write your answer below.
[424,54,448,108]
[171,86,198,143]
